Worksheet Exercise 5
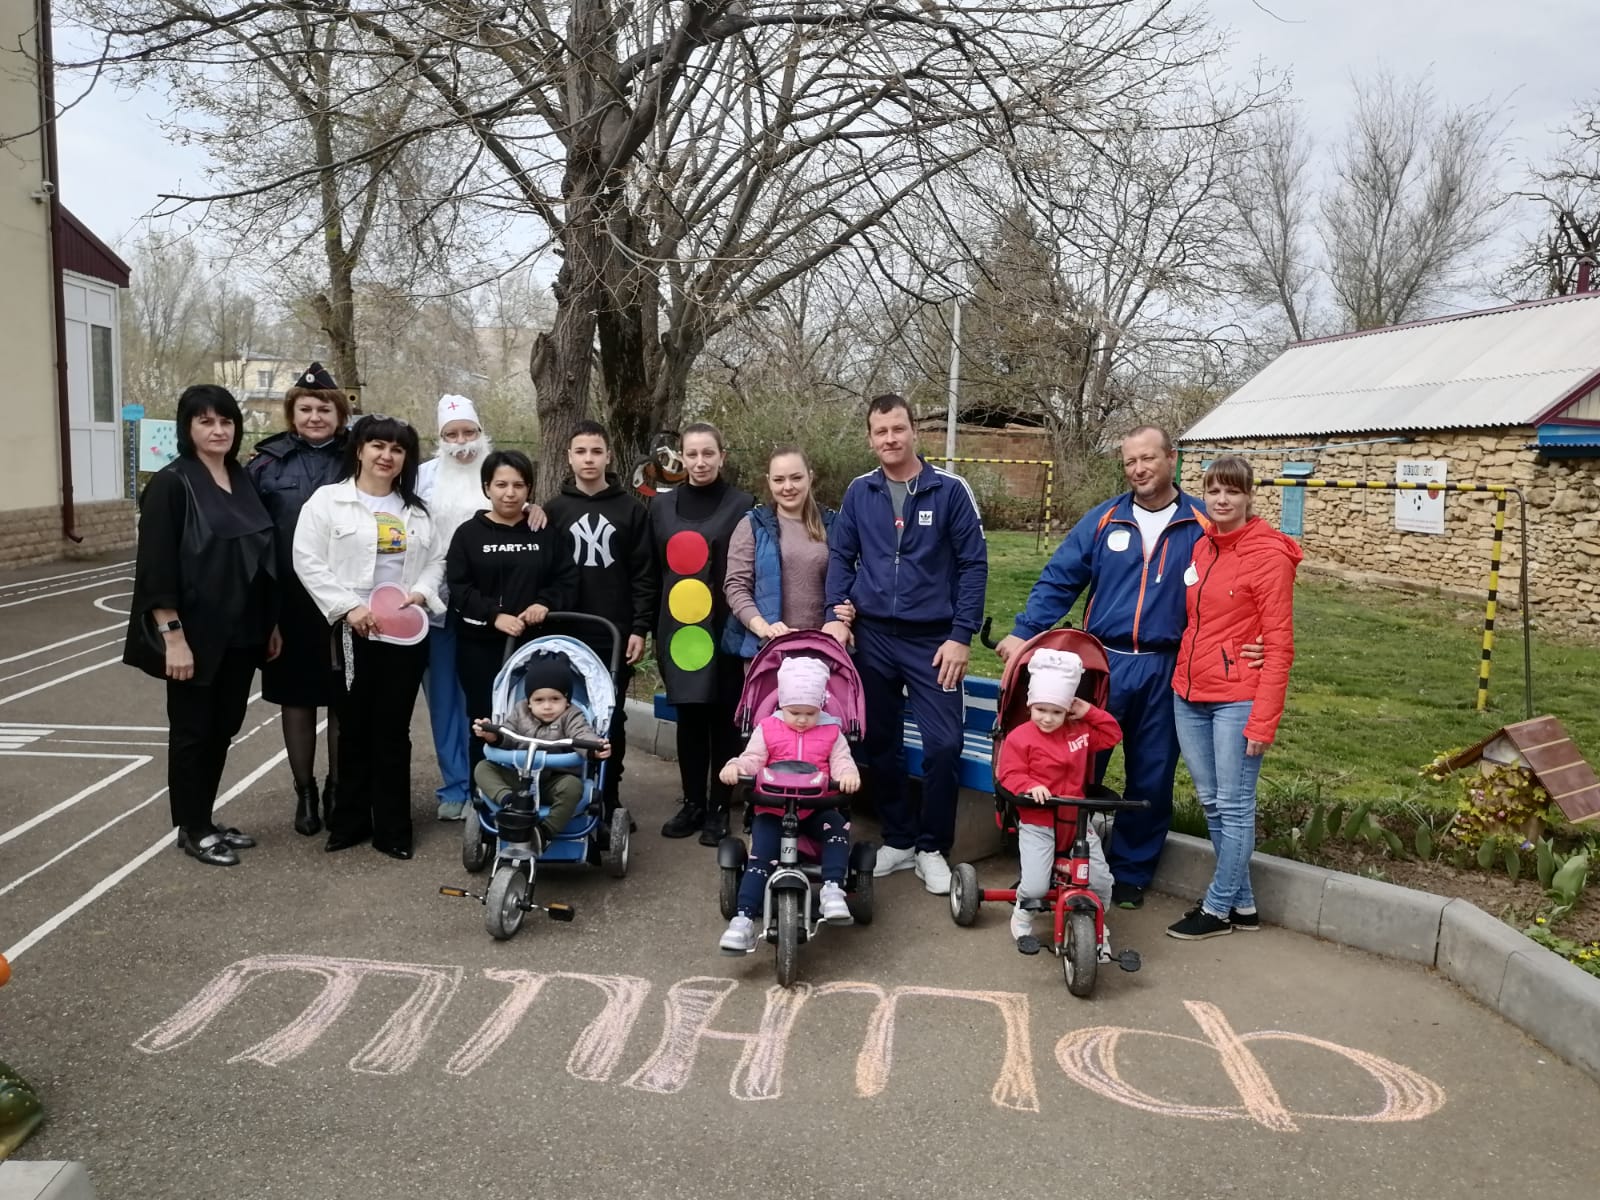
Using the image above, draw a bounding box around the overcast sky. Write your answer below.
[51,0,1598,288]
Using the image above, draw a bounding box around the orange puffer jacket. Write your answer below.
[1171,516,1303,744]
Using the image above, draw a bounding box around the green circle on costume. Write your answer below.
[668,578,713,624]
[670,625,715,671]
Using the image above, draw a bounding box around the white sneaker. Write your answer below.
[719,916,757,953]
[1099,927,1114,964]
[873,844,916,877]
[819,882,851,922]
[914,850,952,895]
[1010,903,1034,941]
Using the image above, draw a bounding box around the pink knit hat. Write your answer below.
[777,656,830,710]
[1027,648,1083,708]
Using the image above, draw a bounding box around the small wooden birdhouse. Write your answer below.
[1441,716,1600,824]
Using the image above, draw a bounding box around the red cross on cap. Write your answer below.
[447,401,460,411]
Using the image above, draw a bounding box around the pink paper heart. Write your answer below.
[368,583,427,644]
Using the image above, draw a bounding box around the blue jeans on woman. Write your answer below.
[1173,696,1263,918]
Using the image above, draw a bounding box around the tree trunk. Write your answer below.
[308,53,362,399]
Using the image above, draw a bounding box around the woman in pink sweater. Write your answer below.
[716,656,860,952]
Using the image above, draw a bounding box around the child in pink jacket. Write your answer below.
[716,656,860,953]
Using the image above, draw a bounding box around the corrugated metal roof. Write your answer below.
[1181,293,1600,442]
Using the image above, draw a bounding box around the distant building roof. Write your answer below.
[59,207,130,288]
[1181,293,1600,443]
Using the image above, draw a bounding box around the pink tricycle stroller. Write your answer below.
[717,630,878,986]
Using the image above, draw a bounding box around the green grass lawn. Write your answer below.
[978,531,1600,811]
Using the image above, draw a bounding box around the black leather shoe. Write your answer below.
[293,782,322,836]
[373,842,414,861]
[325,829,369,852]
[661,802,704,839]
[698,808,730,847]
[213,825,256,849]
[177,829,240,867]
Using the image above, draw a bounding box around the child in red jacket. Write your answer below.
[997,649,1123,947]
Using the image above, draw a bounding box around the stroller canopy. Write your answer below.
[493,635,616,736]
[735,630,865,740]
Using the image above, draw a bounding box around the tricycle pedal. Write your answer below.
[1118,949,1142,973]
[1015,935,1042,956]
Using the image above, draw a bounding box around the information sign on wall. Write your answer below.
[1394,460,1447,534]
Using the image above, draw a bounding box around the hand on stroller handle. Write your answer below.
[475,720,608,755]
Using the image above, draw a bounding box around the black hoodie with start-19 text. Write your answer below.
[542,474,658,658]
[445,511,578,642]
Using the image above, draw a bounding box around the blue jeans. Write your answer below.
[424,621,472,805]
[1172,696,1263,918]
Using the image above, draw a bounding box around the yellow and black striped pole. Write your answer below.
[1259,477,1521,712]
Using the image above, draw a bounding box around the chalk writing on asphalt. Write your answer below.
[135,954,1446,1128]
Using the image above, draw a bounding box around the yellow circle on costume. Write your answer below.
[668,578,713,624]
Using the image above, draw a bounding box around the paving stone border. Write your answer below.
[624,700,1600,1083]
[0,1161,96,1199]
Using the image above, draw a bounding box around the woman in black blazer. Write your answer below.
[124,385,280,867]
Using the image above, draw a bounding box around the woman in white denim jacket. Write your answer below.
[293,415,446,860]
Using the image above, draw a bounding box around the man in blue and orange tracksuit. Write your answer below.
[824,394,988,897]
[996,426,1211,909]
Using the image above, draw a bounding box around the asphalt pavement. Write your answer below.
[1,552,1597,1199]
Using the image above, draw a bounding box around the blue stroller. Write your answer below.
[440,614,630,940]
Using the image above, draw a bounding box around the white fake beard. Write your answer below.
[431,435,495,533]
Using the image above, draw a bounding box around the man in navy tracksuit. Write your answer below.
[823,395,988,896]
[996,426,1210,909]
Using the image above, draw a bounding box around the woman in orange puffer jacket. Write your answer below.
[1165,455,1303,941]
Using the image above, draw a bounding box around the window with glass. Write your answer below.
[90,325,114,423]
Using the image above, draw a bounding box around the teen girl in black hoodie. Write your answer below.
[446,450,577,769]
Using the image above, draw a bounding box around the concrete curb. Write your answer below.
[1152,831,1600,1083]
[0,1162,96,1199]
[626,700,1600,1082]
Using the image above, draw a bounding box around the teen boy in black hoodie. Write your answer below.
[542,421,658,815]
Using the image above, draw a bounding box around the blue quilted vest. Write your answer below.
[722,505,836,659]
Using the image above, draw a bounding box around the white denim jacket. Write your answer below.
[292,479,447,624]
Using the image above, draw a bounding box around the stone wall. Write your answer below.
[1177,429,1600,633]
[0,501,136,569]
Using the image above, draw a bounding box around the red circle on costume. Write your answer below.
[665,530,709,576]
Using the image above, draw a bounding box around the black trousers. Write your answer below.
[455,634,512,773]
[674,653,745,812]
[603,664,633,812]
[331,635,429,849]
[166,647,258,833]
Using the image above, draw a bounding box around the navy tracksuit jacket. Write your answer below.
[825,458,988,854]
[1013,490,1211,887]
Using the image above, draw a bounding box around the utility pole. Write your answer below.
[944,295,961,468]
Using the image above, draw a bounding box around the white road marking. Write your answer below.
[0,561,133,598]
[0,715,277,898]
[0,577,134,609]
[0,639,122,684]
[93,592,132,615]
[0,622,125,665]
[50,739,167,747]
[0,722,163,732]
[0,755,152,847]
[4,746,291,963]
[0,786,169,898]
[0,657,123,707]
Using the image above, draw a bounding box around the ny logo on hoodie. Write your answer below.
[572,511,617,568]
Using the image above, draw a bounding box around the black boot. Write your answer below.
[661,800,705,839]
[321,777,338,827]
[293,781,322,836]
[698,806,730,847]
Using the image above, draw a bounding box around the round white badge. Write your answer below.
[1184,562,1199,586]
[1106,528,1131,553]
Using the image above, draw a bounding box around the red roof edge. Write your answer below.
[59,206,131,287]
[1288,291,1600,351]
[1531,368,1600,426]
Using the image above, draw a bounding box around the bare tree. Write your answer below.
[1231,105,1316,341]
[65,0,1237,492]
[1502,96,1600,299]
[1322,70,1507,329]
[119,235,213,414]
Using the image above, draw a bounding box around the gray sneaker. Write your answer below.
[719,916,757,954]
[436,800,466,822]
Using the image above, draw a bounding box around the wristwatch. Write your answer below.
[157,618,183,633]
